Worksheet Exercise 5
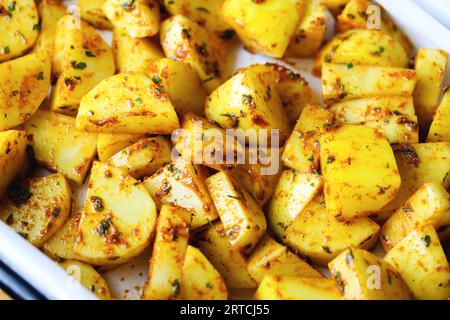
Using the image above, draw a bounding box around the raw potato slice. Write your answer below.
[0,173,71,247]
[181,246,228,300]
[107,136,172,179]
[380,182,450,251]
[320,125,401,220]
[143,158,218,230]
[43,213,81,260]
[113,27,163,73]
[267,170,322,240]
[413,49,448,131]
[0,0,39,62]
[160,15,226,93]
[322,63,416,104]
[24,110,98,185]
[78,0,113,29]
[60,260,111,300]
[222,0,303,58]
[97,133,144,162]
[247,235,323,283]
[428,87,450,142]
[194,222,258,289]
[255,276,342,300]
[77,73,179,134]
[0,51,51,131]
[51,15,115,114]
[74,162,157,265]
[142,205,191,300]
[285,196,380,266]
[384,225,450,300]
[287,0,327,58]
[206,171,267,254]
[328,248,414,300]
[103,0,160,38]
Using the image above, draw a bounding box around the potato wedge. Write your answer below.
[74,162,157,265]
[322,0,349,14]
[181,245,228,300]
[384,225,450,300]
[24,110,98,185]
[194,221,258,289]
[107,136,172,179]
[255,275,342,300]
[76,73,179,134]
[78,0,113,29]
[222,0,303,58]
[143,158,218,230]
[102,0,159,38]
[0,0,39,62]
[142,205,191,300]
[320,125,401,220]
[0,130,28,198]
[0,173,71,247]
[268,170,323,240]
[285,196,380,266]
[328,248,413,300]
[97,133,144,163]
[43,213,81,261]
[0,51,51,131]
[428,86,450,142]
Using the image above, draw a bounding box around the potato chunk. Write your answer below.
[24,110,97,185]
[222,0,303,58]
[142,205,191,300]
[0,0,39,62]
[329,248,413,300]
[43,213,81,261]
[0,173,71,247]
[78,0,112,29]
[97,133,144,162]
[285,196,379,266]
[76,73,179,134]
[428,87,450,142]
[320,125,401,220]
[384,225,450,300]
[74,162,157,265]
[0,52,51,131]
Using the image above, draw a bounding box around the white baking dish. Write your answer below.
[0,0,449,300]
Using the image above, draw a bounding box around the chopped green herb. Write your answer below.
[97,218,112,235]
[3,46,10,54]
[346,62,354,69]
[135,98,143,105]
[422,235,431,247]
[219,29,235,40]
[196,7,210,13]
[307,155,314,162]
[70,61,87,70]
[322,246,332,254]
[152,75,162,84]
[36,72,44,80]
[8,1,16,12]
[90,196,104,212]
[206,283,213,289]
[373,46,385,56]
[326,155,335,164]
[121,0,136,10]
[85,50,96,57]
[181,28,191,39]
[172,279,180,295]
[52,206,61,218]
[33,22,40,31]
[333,270,345,295]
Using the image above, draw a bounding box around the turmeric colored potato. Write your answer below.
[97,133,144,162]
[43,213,81,260]
[428,86,450,142]
[78,0,113,29]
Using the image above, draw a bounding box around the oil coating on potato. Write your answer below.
[78,0,113,30]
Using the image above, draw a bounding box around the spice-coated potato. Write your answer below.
[322,0,349,14]
[428,86,450,142]
[97,133,144,163]
[43,213,81,261]
[78,0,113,30]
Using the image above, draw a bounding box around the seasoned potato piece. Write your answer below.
[380,183,450,251]
[248,236,322,283]
[102,0,160,38]
[0,0,39,62]
[322,0,349,14]
[0,130,28,198]
[428,86,450,142]
[0,52,51,131]
[285,196,380,266]
[363,115,419,144]
[268,170,322,240]
[255,275,342,300]
[33,0,67,57]
[146,58,206,116]
[24,110,98,185]
[329,248,413,300]
[43,213,81,260]
[107,136,172,179]
[322,64,416,104]
[60,260,111,300]
[160,15,225,93]
[413,49,448,131]
[222,0,303,58]
[205,68,290,141]
[194,221,257,289]
[287,0,327,58]
[76,73,179,134]
[78,0,112,29]
[113,28,163,73]
[320,125,401,220]
[0,173,71,247]
[181,245,228,300]
[51,15,115,115]
[282,104,334,172]
[384,225,450,300]
[97,133,144,163]
[74,162,157,265]
[206,171,267,254]
[144,158,218,230]
[142,205,191,300]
